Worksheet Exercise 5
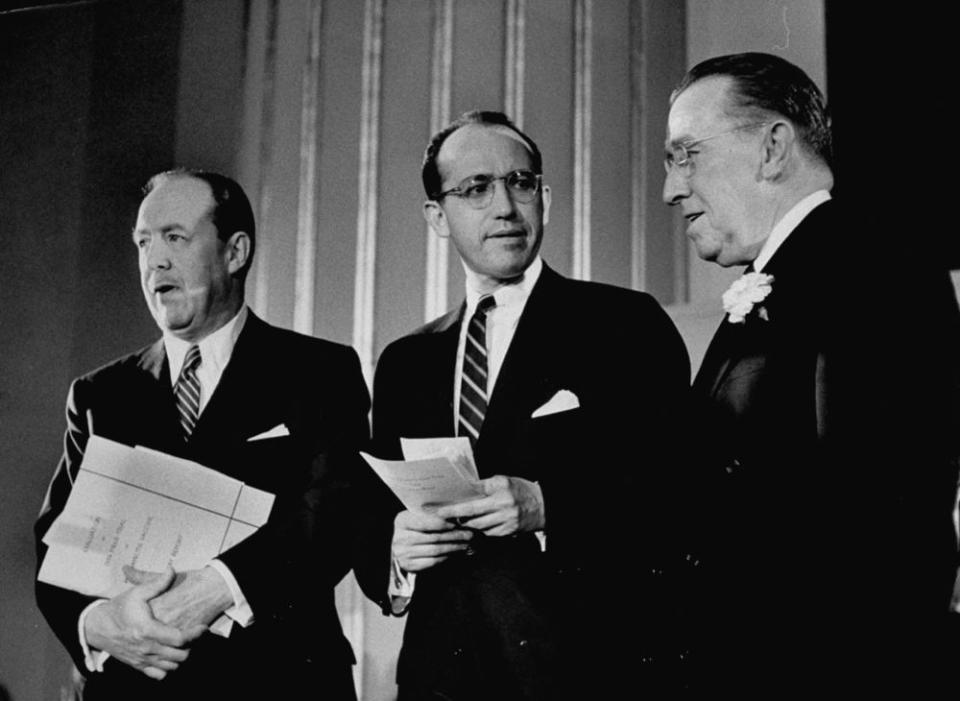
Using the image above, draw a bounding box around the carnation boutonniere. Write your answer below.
[722,271,774,324]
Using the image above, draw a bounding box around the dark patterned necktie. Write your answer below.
[458,295,496,442]
[175,344,202,440]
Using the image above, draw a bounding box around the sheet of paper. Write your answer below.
[400,436,479,481]
[39,435,274,600]
[361,451,484,513]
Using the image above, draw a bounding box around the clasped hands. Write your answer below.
[83,564,233,680]
[392,475,544,573]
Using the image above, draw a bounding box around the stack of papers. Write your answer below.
[39,435,274,600]
[361,437,483,512]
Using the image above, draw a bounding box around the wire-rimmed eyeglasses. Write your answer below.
[432,170,543,209]
[664,122,770,175]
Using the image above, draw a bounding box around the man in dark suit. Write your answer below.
[35,170,369,699]
[663,53,960,693]
[360,111,691,700]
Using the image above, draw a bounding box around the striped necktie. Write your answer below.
[458,295,496,443]
[175,344,202,440]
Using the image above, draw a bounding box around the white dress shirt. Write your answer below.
[78,307,254,671]
[453,255,544,422]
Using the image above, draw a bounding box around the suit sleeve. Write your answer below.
[350,342,408,614]
[214,344,372,619]
[34,376,103,672]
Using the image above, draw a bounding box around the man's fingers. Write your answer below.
[147,642,191,664]
[396,541,471,571]
[407,542,470,558]
[436,497,497,521]
[401,528,473,545]
[396,509,457,532]
[480,475,510,495]
[402,554,458,572]
[132,566,176,600]
[459,513,504,531]
[141,665,169,681]
[140,618,194,649]
[181,624,208,643]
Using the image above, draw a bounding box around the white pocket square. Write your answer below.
[248,424,290,441]
[531,389,580,418]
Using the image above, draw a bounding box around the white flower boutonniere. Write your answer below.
[722,272,774,324]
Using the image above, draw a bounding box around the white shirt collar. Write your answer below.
[753,189,832,272]
[164,306,248,383]
[463,255,543,316]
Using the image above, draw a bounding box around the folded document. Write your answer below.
[39,435,274,604]
[362,437,483,512]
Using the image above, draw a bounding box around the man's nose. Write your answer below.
[144,238,171,269]
[662,166,689,206]
[489,178,518,217]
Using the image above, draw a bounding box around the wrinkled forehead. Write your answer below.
[666,76,736,146]
[437,124,535,184]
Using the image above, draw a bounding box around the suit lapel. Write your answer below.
[695,317,751,398]
[189,313,273,447]
[130,339,185,452]
[422,306,465,437]
[478,267,563,461]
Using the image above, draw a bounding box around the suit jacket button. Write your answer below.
[725,458,742,474]
[519,639,528,647]
[452,648,462,657]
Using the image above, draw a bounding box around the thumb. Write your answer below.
[122,564,159,586]
[482,475,508,495]
[132,565,176,599]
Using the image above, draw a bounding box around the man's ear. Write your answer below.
[224,231,251,275]
[760,120,795,180]
[423,200,449,238]
[541,184,552,226]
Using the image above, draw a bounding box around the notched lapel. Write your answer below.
[478,268,566,456]
[698,316,770,399]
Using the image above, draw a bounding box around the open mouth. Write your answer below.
[488,229,525,239]
[153,283,178,295]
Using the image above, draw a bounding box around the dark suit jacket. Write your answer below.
[35,312,370,700]
[360,264,691,700]
[689,200,960,694]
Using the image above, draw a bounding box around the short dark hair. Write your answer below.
[144,169,256,278]
[421,110,543,199]
[673,52,832,167]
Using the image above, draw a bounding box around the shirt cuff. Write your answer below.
[388,556,415,615]
[78,600,111,673]
[209,559,253,628]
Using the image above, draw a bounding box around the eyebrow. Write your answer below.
[665,133,697,149]
[130,224,189,239]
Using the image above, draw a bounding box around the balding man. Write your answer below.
[359,111,692,699]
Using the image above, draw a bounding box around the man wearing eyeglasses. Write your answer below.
[359,110,691,699]
[663,53,960,693]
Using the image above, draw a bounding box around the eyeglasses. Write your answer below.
[433,170,543,209]
[663,122,770,175]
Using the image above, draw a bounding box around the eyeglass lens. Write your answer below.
[458,171,540,207]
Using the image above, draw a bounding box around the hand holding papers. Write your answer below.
[39,436,274,608]
[361,437,482,513]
